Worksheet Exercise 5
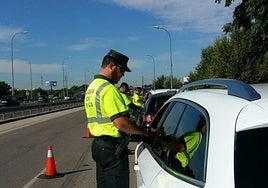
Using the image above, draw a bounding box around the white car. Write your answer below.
[134,78,268,188]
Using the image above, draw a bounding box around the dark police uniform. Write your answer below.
[84,50,131,188]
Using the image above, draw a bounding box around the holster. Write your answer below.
[114,133,130,159]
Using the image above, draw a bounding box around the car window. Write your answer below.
[234,127,268,188]
[151,100,208,184]
[171,105,208,181]
[144,97,156,113]
[151,102,186,161]
[143,94,154,109]
[147,95,173,115]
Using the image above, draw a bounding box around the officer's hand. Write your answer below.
[145,128,156,137]
[150,128,157,133]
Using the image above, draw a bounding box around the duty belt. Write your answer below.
[96,135,119,143]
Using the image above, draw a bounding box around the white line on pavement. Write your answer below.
[22,168,45,188]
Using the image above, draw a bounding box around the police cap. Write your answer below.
[107,49,131,72]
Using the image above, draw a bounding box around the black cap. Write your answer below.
[107,49,131,72]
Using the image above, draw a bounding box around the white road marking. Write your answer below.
[22,168,45,188]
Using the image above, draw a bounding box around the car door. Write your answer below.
[135,101,177,187]
[137,99,209,187]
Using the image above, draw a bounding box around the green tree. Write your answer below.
[34,88,49,97]
[188,45,219,82]
[228,29,268,82]
[154,75,183,89]
[216,0,268,73]
[188,0,268,83]
[68,85,86,96]
[164,76,183,89]
[0,81,11,96]
[188,30,268,83]
[155,75,166,89]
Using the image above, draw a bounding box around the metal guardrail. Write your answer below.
[0,100,84,124]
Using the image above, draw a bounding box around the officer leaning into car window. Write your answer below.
[84,49,152,188]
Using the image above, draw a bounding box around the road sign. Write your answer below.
[45,81,57,87]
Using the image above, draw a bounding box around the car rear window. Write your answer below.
[146,95,174,115]
[234,127,268,187]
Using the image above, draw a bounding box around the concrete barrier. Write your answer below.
[0,100,84,124]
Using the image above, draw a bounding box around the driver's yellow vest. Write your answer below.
[84,77,128,137]
[174,131,202,167]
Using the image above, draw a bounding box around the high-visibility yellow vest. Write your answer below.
[174,131,202,167]
[133,93,142,107]
[84,75,129,137]
[121,92,132,110]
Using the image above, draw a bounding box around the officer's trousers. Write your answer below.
[92,137,129,188]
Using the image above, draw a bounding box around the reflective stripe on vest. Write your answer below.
[87,81,110,124]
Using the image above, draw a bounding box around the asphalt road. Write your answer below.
[0,107,137,188]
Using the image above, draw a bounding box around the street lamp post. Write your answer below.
[29,62,33,100]
[146,54,156,90]
[84,70,90,92]
[11,30,28,96]
[153,26,173,89]
[62,56,72,98]
[66,72,69,97]
[84,72,87,92]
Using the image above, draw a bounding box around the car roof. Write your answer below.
[148,90,177,98]
[179,78,261,101]
[251,83,268,99]
[171,78,268,132]
[147,89,178,95]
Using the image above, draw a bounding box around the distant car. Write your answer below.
[134,78,268,188]
[38,95,49,103]
[64,96,71,101]
[0,95,20,107]
[52,96,60,103]
[137,89,177,127]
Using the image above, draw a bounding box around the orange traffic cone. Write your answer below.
[38,145,63,179]
[85,128,92,138]
[45,145,57,176]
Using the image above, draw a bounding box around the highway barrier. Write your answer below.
[0,100,84,124]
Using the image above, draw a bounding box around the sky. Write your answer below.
[0,0,240,91]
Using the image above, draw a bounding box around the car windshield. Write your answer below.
[147,96,170,114]
[144,94,175,115]
[234,127,268,187]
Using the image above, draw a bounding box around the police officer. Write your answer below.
[119,82,133,111]
[84,49,150,188]
[119,82,140,122]
[132,87,143,107]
